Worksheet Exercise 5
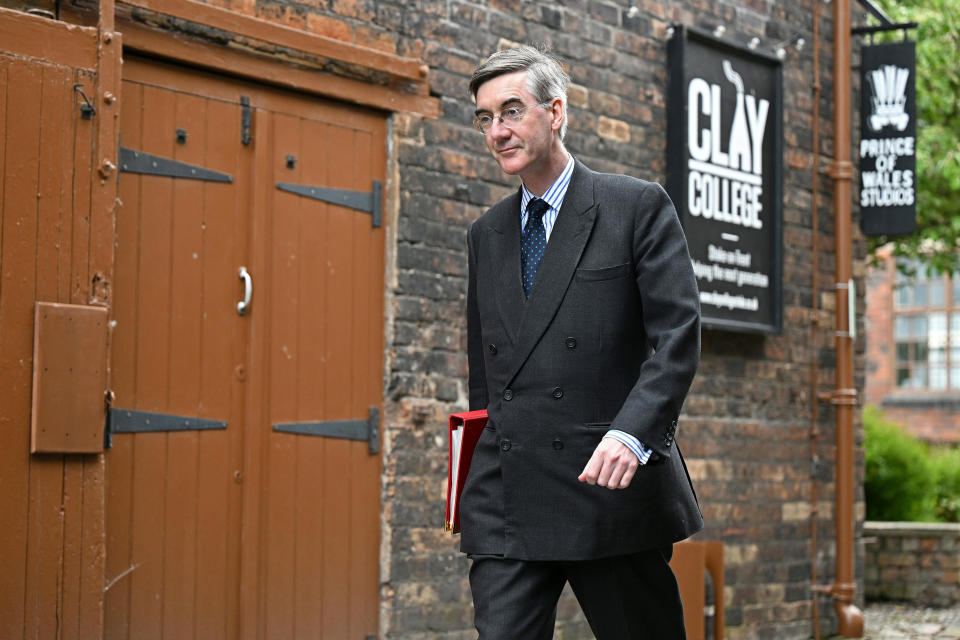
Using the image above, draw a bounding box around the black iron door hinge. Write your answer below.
[273,406,380,455]
[276,180,382,228]
[119,147,233,183]
[105,408,227,448]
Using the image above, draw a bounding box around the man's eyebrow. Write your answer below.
[474,97,524,116]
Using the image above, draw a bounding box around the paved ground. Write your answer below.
[860,603,960,640]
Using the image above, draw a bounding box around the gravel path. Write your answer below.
[861,603,960,639]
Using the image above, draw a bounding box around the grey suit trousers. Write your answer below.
[469,546,686,640]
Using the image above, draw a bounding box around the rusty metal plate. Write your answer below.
[31,302,108,453]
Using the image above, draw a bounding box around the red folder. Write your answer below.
[445,410,488,533]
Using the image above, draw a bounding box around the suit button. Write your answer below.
[565,337,577,349]
[552,439,564,450]
[488,344,497,355]
[552,387,564,399]
[503,389,513,401]
[500,439,512,452]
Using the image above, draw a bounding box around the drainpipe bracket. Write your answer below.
[811,581,857,601]
[826,160,854,179]
[817,388,858,405]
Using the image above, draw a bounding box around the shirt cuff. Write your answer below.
[603,430,653,465]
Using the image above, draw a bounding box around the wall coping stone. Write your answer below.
[865,521,960,537]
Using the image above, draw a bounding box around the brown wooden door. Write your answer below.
[105,58,384,640]
[0,12,116,638]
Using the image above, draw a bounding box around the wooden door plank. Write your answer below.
[0,59,7,282]
[60,457,85,637]
[160,89,206,638]
[350,127,380,635]
[34,65,73,303]
[25,64,78,640]
[239,106,271,640]
[369,116,387,632]
[105,79,144,640]
[127,83,176,640]
[348,127,370,637]
[0,57,43,640]
[320,122,354,639]
[118,0,426,82]
[59,71,98,638]
[0,7,98,70]
[68,70,96,306]
[226,92,256,640]
[292,117,329,636]
[358,115,386,635]
[262,110,300,639]
[55,70,77,305]
[77,453,107,640]
[193,95,242,640]
[59,96,96,566]
[77,35,119,637]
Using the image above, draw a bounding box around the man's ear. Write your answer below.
[548,98,564,133]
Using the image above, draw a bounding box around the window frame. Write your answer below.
[892,259,960,392]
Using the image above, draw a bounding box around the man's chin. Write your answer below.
[494,157,526,176]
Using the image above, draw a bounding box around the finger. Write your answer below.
[578,452,601,484]
[618,463,637,489]
[596,455,617,488]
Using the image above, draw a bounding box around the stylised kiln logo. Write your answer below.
[868,65,910,131]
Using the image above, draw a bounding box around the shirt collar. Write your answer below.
[520,154,574,215]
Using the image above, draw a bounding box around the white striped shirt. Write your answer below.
[519,156,653,466]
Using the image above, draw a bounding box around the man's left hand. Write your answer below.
[578,438,639,489]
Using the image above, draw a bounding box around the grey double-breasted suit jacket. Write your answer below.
[462,159,703,561]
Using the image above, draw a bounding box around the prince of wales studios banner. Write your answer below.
[668,26,783,334]
[859,40,917,236]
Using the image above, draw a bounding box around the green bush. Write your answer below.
[863,405,937,521]
[931,447,960,522]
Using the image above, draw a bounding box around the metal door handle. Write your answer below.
[237,266,252,315]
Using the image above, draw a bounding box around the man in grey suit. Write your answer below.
[461,46,702,639]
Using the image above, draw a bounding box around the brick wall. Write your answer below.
[135,0,868,638]
[865,521,960,608]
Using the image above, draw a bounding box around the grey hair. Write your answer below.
[469,45,571,140]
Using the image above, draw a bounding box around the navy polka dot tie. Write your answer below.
[521,198,549,298]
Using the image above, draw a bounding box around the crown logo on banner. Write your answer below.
[868,64,910,131]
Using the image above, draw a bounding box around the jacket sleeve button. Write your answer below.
[552,387,564,399]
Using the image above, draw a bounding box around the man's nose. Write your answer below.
[488,117,512,139]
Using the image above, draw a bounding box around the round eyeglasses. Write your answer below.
[473,101,553,135]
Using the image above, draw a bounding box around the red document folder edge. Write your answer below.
[445,410,488,533]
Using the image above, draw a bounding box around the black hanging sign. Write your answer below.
[859,41,917,236]
[667,26,783,334]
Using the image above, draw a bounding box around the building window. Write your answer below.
[894,261,960,390]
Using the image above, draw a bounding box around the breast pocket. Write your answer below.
[569,262,641,352]
[575,262,632,282]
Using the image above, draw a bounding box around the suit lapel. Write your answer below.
[485,191,525,342]
[507,161,597,384]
